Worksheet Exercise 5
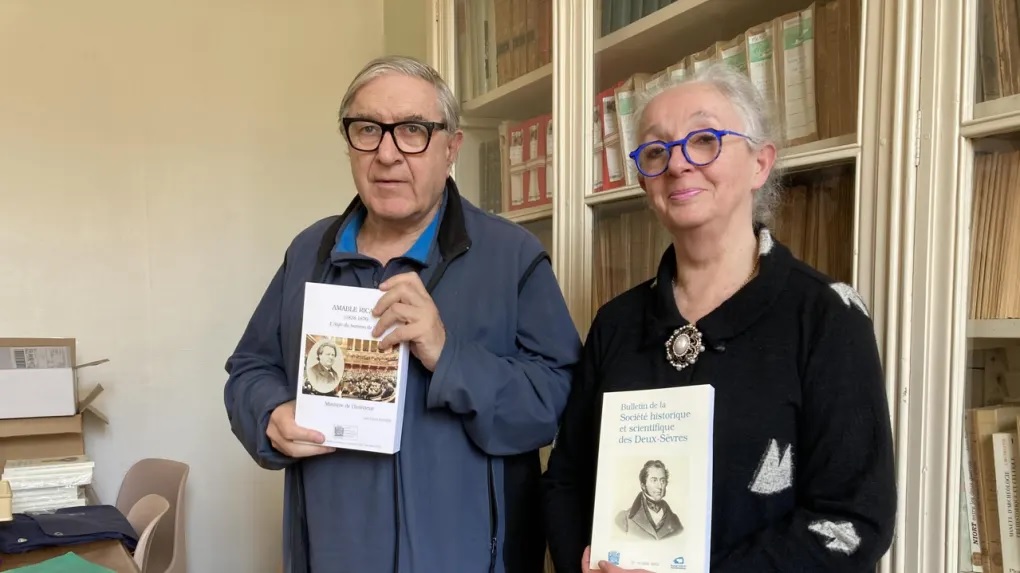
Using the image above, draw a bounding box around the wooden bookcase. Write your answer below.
[425,0,942,572]
[907,0,1020,571]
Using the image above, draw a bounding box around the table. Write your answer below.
[0,539,138,572]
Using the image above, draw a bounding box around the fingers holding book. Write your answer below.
[267,400,336,458]
[373,271,446,371]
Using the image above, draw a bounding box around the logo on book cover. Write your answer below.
[670,556,686,570]
[334,425,358,439]
[607,551,620,565]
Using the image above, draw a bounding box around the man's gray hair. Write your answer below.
[635,62,784,226]
[338,55,461,132]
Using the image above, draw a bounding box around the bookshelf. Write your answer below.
[431,0,913,572]
[904,0,1020,569]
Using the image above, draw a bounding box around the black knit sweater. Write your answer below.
[542,229,896,572]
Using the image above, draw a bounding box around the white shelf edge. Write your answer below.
[778,133,859,171]
[967,319,1020,339]
[585,185,645,206]
[461,65,553,116]
[499,204,553,224]
[582,134,860,207]
[460,116,505,129]
[962,93,1020,139]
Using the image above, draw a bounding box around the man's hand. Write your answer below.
[267,400,335,458]
[372,271,446,371]
[581,546,654,573]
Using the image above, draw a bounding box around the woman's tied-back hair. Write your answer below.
[634,62,784,227]
[338,55,461,132]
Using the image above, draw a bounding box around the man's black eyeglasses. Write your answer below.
[341,118,448,155]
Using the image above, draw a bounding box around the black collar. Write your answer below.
[640,228,793,350]
[318,176,472,267]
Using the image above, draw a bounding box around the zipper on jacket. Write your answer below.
[487,457,498,573]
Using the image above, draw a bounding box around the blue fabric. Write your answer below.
[0,506,137,554]
[223,182,582,573]
[336,198,443,264]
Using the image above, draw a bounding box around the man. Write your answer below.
[223,55,580,573]
[615,460,683,541]
[304,343,340,395]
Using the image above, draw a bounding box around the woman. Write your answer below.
[541,62,896,573]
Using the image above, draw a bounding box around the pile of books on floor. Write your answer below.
[1,454,94,513]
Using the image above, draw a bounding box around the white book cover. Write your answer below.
[589,385,715,573]
[294,282,409,454]
[993,432,1020,573]
[963,433,984,571]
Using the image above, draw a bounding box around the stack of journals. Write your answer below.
[1,454,94,513]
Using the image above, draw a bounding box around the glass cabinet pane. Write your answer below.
[975,0,1020,104]
[957,136,1020,572]
[591,198,673,314]
[522,217,553,254]
[453,0,555,257]
[771,163,856,284]
[968,140,1020,322]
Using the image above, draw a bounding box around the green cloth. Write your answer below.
[4,552,114,573]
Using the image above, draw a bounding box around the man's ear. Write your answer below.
[446,129,464,170]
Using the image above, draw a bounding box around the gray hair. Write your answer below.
[337,55,461,132]
[635,62,783,227]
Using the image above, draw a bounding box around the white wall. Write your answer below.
[0,1,383,571]
[384,0,429,61]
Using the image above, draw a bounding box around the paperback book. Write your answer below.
[294,282,409,454]
[589,385,715,573]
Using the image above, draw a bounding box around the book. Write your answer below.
[589,385,715,573]
[294,282,410,454]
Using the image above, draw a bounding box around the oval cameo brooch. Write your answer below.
[665,324,705,371]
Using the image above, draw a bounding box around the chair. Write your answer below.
[127,493,170,573]
[116,458,190,573]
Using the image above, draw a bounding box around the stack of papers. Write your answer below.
[1,455,94,514]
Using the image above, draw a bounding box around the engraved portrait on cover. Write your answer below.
[613,459,685,542]
[301,334,399,403]
[303,336,345,396]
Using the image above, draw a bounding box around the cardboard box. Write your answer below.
[0,415,83,470]
[0,338,78,419]
[0,338,109,469]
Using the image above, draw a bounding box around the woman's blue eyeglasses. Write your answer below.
[628,128,752,178]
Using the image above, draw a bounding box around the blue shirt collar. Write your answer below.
[336,192,445,265]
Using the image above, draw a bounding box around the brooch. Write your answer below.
[665,324,705,371]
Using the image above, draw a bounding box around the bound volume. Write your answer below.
[589,385,715,572]
[294,282,409,454]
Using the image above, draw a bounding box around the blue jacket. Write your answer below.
[224,178,581,573]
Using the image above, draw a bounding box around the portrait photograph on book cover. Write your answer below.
[611,455,689,545]
[301,334,398,404]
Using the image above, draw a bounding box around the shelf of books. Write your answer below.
[951,1,1020,570]
[589,0,862,310]
[956,139,1020,573]
[453,0,555,254]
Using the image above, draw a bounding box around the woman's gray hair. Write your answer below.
[635,62,784,226]
[338,55,461,132]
